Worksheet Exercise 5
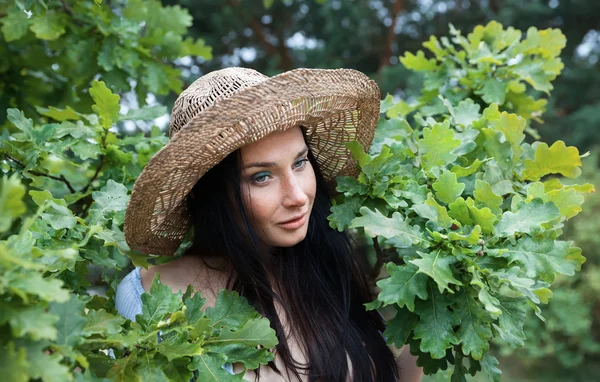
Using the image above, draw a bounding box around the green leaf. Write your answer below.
[29,190,67,208]
[83,309,126,336]
[157,332,204,362]
[495,198,560,237]
[502,237,585,283]
[412,193,453,229]
[383,307,419,347]
[143,62,171,95]
[6,108,34,140]
[400,50,438,71]
[478,78,507,105]
[344,141,371,168]
[349,207,424,248]
[433,171,465,204]
[120,105,168,121]
[205,290,261,330]
[135,351,170,382]
[88,180,129,225]
[0,174,27,232]
[449,198,497,234]
[29,11,67,40]
[452,99,481,127]
[523,141,582,180]
[0,304,58,340]
[183,37,213,60]
[493,296,527,348]
[418,121,461,170]
[26,343,73,382]
[1,8,30,42]
[490,112,526,163]
[473,180,503,215]
[377,262,429,312]
[450,159,483,178]
[516,27,566,59]
[454,290,493,360]
[205,318,278,368]
[328,196,364,232]
[1,342,29,382]
[189,353,243,382]
[448,225,482,245]
[50,296,87,348]
[183,286,207,324]
[481,354,502,382]
[41,200,78,230]
[90,80,120,130]
[413,283,460,358]
[410,250,463,293]
[8,271,70,303]
[37,106,81,121]
[137,275,183,331]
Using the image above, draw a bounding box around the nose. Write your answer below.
[281,173,308,208]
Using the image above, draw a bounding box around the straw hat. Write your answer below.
[124,67,380,256]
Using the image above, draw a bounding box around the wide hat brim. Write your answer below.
[124,68,380,256]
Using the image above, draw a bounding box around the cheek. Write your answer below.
[242,187,277,226]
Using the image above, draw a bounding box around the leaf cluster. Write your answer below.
[0,0,212,123]
[0,77,275,380]
[329,21,592,381]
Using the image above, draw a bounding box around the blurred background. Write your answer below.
[2,0,599,380]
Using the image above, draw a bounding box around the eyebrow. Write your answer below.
[242,147,309,170]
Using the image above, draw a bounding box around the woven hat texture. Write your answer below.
[124,67,381,256]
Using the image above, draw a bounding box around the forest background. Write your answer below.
[1,0,599,381]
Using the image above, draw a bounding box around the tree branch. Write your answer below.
[230,0,292,71]
[379,0,405,70]
[3,154,76,193]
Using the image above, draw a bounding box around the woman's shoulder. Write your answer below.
[115,267,144,321]
[140,255,231,307]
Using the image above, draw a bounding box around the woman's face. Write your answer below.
[239,127,317,248]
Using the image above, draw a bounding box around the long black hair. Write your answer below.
[185,134,399,381]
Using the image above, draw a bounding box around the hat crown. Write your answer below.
[169,67,269,137]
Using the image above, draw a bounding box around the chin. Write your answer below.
[270,227,309,247]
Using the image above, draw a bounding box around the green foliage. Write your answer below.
[0,76,277,380]
[0,0,212,124]
[399,21,565,133]
[330,21,593,381]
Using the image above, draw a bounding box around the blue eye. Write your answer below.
[252,172,270,184]
[294,158,309,169]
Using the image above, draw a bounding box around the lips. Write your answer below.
[278,213,308,230]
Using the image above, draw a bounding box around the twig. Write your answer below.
[371,237,388,280]
[81,155,105,194]
[60,0,74,16]
[3,153,77,193]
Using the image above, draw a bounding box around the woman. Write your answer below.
[116,67,423,381]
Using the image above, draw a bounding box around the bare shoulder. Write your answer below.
[140,255,231,308]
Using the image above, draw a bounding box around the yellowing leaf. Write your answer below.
[517,27,566,59]
[491,112,526,162]
[90,80,120,130]
[523,141,582,181]
[400,50,438,71]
